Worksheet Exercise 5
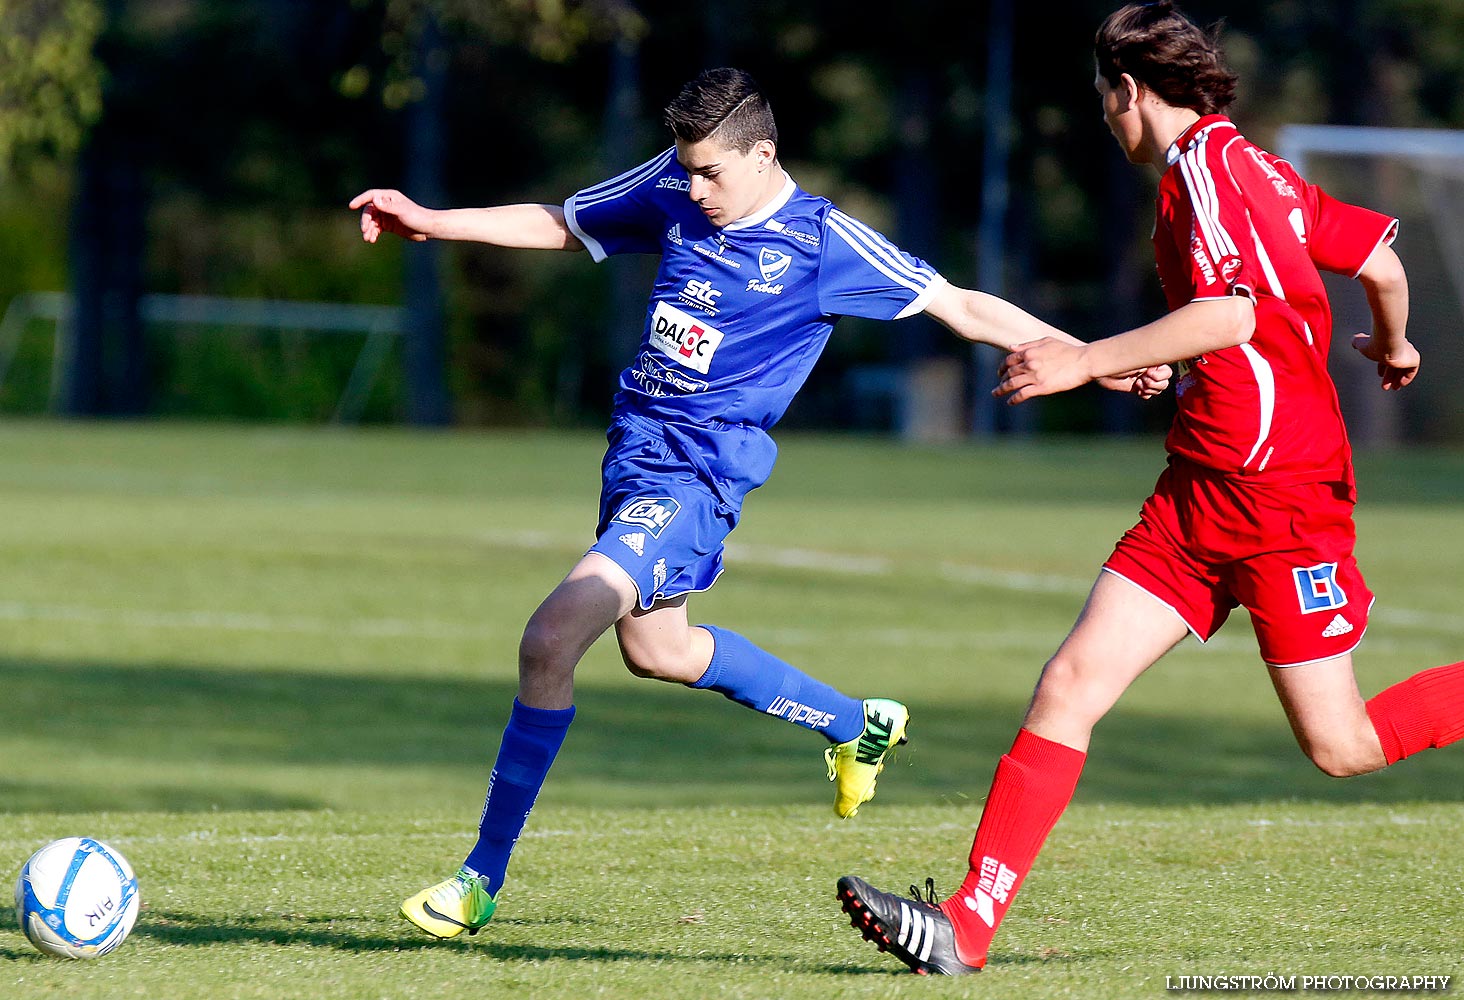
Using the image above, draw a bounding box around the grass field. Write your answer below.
[1,420,1462,999]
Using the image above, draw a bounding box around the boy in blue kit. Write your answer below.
[351,67,1165,938]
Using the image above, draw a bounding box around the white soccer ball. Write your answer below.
[14,837,141,959]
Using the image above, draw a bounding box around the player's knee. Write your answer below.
[519,615,572,675]
[1037,653,1098,707]
[1303,740,1382,778]
[616,635,683,681]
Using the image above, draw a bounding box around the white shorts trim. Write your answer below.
[587,547,726,614]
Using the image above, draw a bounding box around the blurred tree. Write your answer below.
[6,0,1463,429]
[0,0,103,177]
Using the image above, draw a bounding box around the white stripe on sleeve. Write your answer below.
[574,148,676,206]
[828,210,938,284]
[561,197,607,262]
[826,214,931,298]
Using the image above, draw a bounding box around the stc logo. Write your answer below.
[649,301,724,374]
[679,277,722,312]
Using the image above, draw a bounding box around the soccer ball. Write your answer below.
[14,837,141,959]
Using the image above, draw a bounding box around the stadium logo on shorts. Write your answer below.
[614,497,681,538]
[1292,562,1348,615]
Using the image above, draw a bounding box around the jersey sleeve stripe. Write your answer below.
[1178,141,1240,265]
[1197,143,1239,256]
[1178,153,1225,265]
[827,210,937,285]
[829,209,938,282]
[572,148,677,209]
[561,197,607,262]
[894,274,947,319]
[1350,218,1400,279]
[1199,143,1241,256]
[825,214,932,297]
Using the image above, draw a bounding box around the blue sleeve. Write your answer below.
[563,148,677,262]
[816,209,946,320]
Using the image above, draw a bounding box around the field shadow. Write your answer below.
[1,655,1462,812]
[132,909,788,966]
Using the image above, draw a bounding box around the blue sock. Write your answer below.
[463,698,575,894]
[690,625,865,744]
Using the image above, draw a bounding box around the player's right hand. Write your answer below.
[349,189,431,243]
[1351,332,1420,391]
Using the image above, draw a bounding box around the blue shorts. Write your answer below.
[589,413,776,609]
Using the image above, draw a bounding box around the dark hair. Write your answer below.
[663,68,778,152]
[1095,1,1238,115]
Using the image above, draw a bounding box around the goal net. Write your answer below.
[1277,125,1464,445]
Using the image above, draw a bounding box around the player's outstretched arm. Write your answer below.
[996,295,1254,405]
[1350,244,1418,391]
[922,282,1073,351]
[924,284,1170,398]
[349,189,585,251]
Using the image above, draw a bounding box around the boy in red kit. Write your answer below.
[836,1,1464,975]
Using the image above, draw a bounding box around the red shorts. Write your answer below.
[1103,458,1373,667]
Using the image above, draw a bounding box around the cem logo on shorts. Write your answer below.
[613,497,681,538]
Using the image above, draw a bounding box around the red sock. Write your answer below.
[938,728,1086,967]
[1365,661,1464,764]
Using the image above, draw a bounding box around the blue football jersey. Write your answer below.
[564,147,946,433]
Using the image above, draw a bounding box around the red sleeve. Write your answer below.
[1167,141,1258,304]
[1298,177,1399,277]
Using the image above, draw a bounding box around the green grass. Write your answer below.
[1,421,1462,998]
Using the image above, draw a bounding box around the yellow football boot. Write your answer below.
[400,867,496,939]
[825,698,910,818]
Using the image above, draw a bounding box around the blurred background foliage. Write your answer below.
[0,0,1461,433]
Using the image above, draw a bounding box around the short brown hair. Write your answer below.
[663,68,778,153]
[1095,1,1238,115]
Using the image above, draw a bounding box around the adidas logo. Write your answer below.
[666,223,683,246]
[619,532,645,556]
[1322,613,1353,638]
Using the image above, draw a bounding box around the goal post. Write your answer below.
[1276,124,1464,446]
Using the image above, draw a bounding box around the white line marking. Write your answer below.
[0,532,1458,646]
[0,601,497,641]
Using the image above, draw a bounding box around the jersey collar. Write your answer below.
[1165,114,1237,166]
[722,171,796,232]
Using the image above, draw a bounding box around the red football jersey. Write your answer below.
[1152,115,1398,484]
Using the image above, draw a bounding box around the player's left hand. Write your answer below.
[1096,364,1172,399]
[1351,333,1420,391]
[995,338,1093,404]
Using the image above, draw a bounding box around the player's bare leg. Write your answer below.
[518,553,639,708]
[1267,654,1387,776]
[614,595,714,683]
[1274,653,1464,775]
[1022,571,1193,748]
